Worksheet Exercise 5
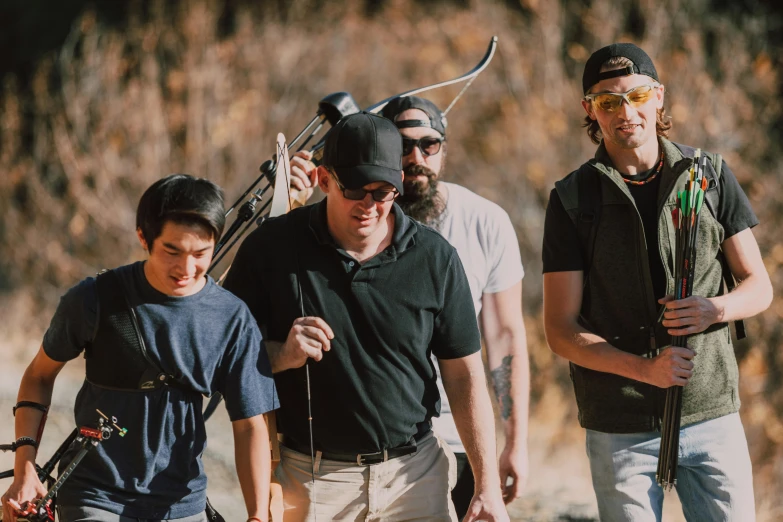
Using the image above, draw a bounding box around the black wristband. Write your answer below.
[13,401,49,416]
[13,436,38,451]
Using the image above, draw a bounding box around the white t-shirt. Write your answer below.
[430,182,524,453]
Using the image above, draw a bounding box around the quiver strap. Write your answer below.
[576,164,602,320]
[86,270,178,390]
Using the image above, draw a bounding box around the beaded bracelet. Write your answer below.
[13,436,38,451]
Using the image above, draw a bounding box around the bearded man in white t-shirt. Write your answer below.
[289,96,530,520]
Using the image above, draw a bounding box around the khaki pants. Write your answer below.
[275,432,457,521]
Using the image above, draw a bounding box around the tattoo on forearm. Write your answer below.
[490,355,514,421]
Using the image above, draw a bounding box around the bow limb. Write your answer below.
[365,35,498,115]
[262,134,292,522]
[207,135,290,521]
[269,133,293,218]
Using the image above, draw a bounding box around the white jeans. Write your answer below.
[586,412,755,522]
[275,432,457,521]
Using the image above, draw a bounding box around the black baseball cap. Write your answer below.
[380,95,447,137]
[582,43,659,94]
[322,112,404,194]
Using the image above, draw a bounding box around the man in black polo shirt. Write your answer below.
[224,112,508,522]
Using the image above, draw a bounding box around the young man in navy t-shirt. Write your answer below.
[1,175,278,522]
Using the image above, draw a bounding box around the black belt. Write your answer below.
[280,422,431,466]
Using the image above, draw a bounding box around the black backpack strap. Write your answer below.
[87,270,195,391]
[554,163,602,320]
[702,151,722,217]
[576,164,602,284]
[672,144,746,340]
[705,155,746,339]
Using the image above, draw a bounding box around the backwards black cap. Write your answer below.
[380,95,447,137]
[582,43,659,94]
[322,112,404,194]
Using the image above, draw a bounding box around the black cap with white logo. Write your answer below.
[323,112,404,194]
[582,43,659,94]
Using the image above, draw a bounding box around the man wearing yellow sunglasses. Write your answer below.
[542,43,771,521]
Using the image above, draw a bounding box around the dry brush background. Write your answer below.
[1,0,782,520]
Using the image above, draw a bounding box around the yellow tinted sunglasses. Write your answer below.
[584,83,660,112]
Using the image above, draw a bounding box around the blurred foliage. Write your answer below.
[1,0,782,517]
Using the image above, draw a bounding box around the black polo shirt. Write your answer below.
[224,200,480,454]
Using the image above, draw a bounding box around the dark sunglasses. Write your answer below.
[332,174,399,202]
[401,136,444,157]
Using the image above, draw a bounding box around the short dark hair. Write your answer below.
[583,56,672,144]
[136,174,225,249]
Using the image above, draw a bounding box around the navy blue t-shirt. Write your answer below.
[42,262,278,519]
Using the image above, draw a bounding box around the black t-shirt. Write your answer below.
[543,160,759,301]
[223,200,481,454]
[625,168,665,300]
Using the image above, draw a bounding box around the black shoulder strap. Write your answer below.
[554,163,602,314]
[703,152,722,218]
[566,164,602,320]
[576,164,602,285]
[87,270,194,391]
[706,155,746,339]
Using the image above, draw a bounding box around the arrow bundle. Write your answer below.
[656,150,709,489]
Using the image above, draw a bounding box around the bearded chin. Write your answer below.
[398,166,445,226]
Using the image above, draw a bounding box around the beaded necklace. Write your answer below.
[622,150,664,186]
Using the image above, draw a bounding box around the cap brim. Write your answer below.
[335,164,404,196]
